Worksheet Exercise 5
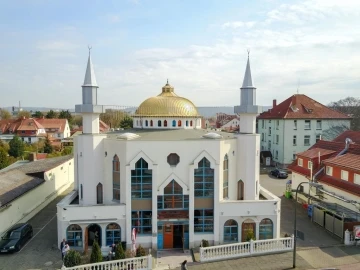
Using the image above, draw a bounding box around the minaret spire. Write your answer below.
[242,50,254,88]
[83,46,98,87]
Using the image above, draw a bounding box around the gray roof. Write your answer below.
[106,128,237,141]
[0,155,73,207]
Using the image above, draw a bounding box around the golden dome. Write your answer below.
[135,81,199,117]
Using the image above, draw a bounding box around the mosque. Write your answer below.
[57,51,281,253]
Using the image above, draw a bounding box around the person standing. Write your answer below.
[62,242,70,260]
[181,260,188,270]
[60,239,66,260]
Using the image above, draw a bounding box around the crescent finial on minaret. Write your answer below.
[88,45,92,55]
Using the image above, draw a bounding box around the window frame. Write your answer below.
[112,155,120,201]
[194,209,214,233]
[341,170,349,181]
[304,120,311,130]
[316,120,322,130]
[131,158,152,199]
[304,135,310,146]
[131,211,152,235]
[326,166,333,176]
[223,155,229,199]
[194,158,214,198]
[298,158,303,166]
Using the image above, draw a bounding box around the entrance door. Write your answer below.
[173,225,183,249]
[163,224,173,249]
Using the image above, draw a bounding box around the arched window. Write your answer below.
[190,120,193,127]
[113,155,120,201]
[164,120,168,127]
[66,224,82,247]
[150,120,153,127]
[241,219,256,242]
[224,219,238,242]
[97,183,103,204]
[194,157,214,197]
[106,223,121,245]
[145,120,148,127]
[178,120,182,127]
[223,155,229,199]
[172,120,176,127]
[186,120,189,127]
[158,180,189,209]
[158,120,162,127]
[131,158,152,198]
[259,218,273,240]
[237,180,244,200]
[80,184,83,200]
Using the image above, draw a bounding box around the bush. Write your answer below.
[90,240,103,263]
[114,243,125,260]
[125,249,135,258]
[64,250,81,267]
[201,239,209,247]
[135,245,146,257]
[245,231,256,241]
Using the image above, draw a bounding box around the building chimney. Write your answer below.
[273,99,277,108]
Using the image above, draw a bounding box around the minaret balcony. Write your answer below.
[75,104,105,114]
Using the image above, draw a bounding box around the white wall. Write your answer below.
[0,158,74,237]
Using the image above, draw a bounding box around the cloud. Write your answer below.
[222,21,256,29]
[106,14,121,23]
[36,40,79,51]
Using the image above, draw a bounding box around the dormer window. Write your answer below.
[298,158,303,167]
[341,170,348,181]
[326,166,333,176]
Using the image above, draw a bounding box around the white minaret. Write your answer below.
[234,52,262,200]
[74,49,106,205]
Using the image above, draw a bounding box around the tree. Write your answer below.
[61,146,73,155]
[120,116,133,129]
[59,110,73,124]
[8,135,24,158]
[135,245,146,257]
[32,111,44,118]
[45,110,58,119]
[0,109,11,120]
[17,110,31,119]
[0,147,10,170]
[0,140,9,152]
[43,136,53,154]
[63,250,81,267]
[72,115,83,127]
[114,243,125,260]
[328,97,360,131]
[90,240,103,263]
[100,109,130,128]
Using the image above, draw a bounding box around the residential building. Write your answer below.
[257,96,351,167]
[57,52,281,254]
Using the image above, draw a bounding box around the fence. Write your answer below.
[199,237,294,262]
[61,255,152,270]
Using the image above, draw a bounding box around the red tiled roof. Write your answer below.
[297,148,336,159]
[258,94,351,119]
[36,118,67,133]
[323,153,360,172]
[318,174,360,197]
[333,130,360,144]
[287,163,311,178]
[17,118,44,131]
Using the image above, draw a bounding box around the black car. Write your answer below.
[270,169,288,179]
[0,223,33,253]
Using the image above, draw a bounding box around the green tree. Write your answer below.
[72,115,83,127]
[32,111,44,118]
[90,240,103,263]
[0,140,9,152]
[8,136,24,158]
[43,136,53,154]
[120,116,133,129]
[18,110,31,118]
[0,147,10,170]
[63,250,81,267]
[45,110,58,119]
[135,245,146,257]
[114,243,125,260]
[100,109,130,128]
[59,110,73,124]
[61,146,73,155]
[0,109,11,120]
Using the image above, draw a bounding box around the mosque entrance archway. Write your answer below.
[87,224,101,246]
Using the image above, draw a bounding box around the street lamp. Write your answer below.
[293,181,322,269]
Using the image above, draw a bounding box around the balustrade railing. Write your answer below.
[200,237,294,262]
[61,255,152,270]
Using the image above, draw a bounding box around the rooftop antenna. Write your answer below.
[297,79,300,94]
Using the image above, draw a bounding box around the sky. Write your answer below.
[0,0,359,109]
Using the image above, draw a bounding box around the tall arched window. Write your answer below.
[67,224,82,247]
[237,180,244,200]
[150,120,153,127]
[106,223,121,245]
[223,155,229,199]
[224,219,238,242]
[80,184,83,200]
[259,218,273,240]
[178,120,182,127]
[186,120,189,127]
[157,180,189,209]
[190,120,193,127]
[158,120,162,127]
[131,158,152,198]
[164,120,168,127]
[113,155,120,201]
[97,183,103,204]
[145,120,148,127]
[194,157,214,197]
[172,120,176,127]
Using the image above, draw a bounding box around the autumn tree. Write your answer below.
[17,110,31,119]
[8,135,24,158]
[0,147,10,169]
[0,109,11,120]
[328,97,360,131]
[45,110,58,119]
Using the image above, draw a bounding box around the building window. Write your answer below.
[194,157,214,197]
[304,120,311,130]
[194,209,213,233]
[304,135,310,146]
[172,120,176,127]
[131,158,152,198]
[326,166,333,176]
[293,154,296,160]
[293,135,297,146]
[223,154,229,199]
[150,120,153,127]
[275,151,278,159]
[224,219,238,242]
[145,120,148,127]
[316,120,322,130]
[97,183,103,204]
[308,161,313,169]
[259,218,273,240]
[269,127,271,136]
[298,158,303,166]
[66,224,82,247]
[276,135,279,144]
[190,120,193,127]
[186,120,189,127]
[294,120,297,130]
[276,120,279,130]
[157,180,189,209]
[316,134,321,142]
[261,133,264,141]
[106,223,121,246]
[113,155,120,201]
[80,184,83,200]
[341,170,349,181]
[158,120,162,127]
[178,120,182,127]
[268,140,271,150]
[167,153,180,166]
[132,211,152,235]
[164,120,168,127]
[261,120,264,128]
[354,174,360,185]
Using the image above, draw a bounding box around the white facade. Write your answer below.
[133,117,202,129]
[258,119,351,166]
[57,52,281,253]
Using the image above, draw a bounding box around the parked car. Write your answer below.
[270,169,288,179]
[0,223,33,253]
